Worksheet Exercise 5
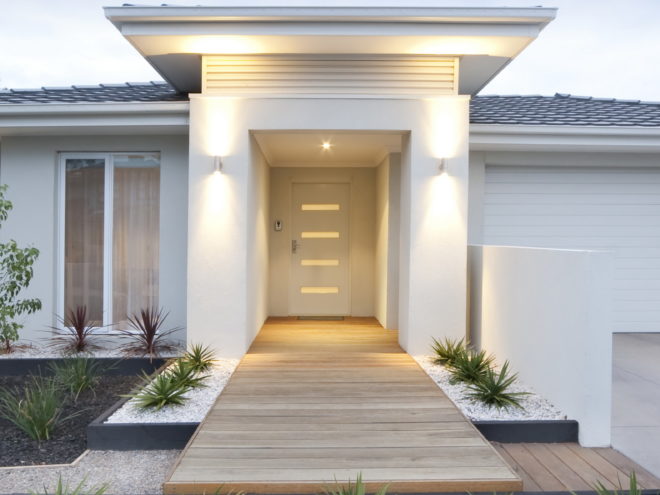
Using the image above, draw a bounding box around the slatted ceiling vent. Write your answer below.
[202,55,458,96]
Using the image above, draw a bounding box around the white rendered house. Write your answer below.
[3,4,660,446]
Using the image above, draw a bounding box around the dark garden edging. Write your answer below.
[474,419,579,443]
[87,392,198,450]
[87,405,578,451]
[0,357,166,376]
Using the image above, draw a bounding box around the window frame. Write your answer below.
[57,152,160,331]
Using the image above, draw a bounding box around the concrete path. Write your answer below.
[612,333,660,477]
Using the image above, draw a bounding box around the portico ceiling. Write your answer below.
[105,4,556,95]
[252,131,402,167]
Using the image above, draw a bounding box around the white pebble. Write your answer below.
[413,355,567,421]
[105,360,239,424]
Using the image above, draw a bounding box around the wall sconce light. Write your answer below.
[213,155,223,174]
[438,158,447,175]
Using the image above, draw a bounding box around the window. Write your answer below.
[59,153,160,328]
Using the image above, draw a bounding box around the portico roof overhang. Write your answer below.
[104,4,556,95]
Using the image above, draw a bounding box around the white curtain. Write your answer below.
[112,157,160,327]
[64,159,105,325]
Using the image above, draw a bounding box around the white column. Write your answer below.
[187,95,250,357]
[399,97,471,355]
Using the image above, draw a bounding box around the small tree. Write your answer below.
[0,185,41,352]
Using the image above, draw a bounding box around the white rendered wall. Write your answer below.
[375,152,401,330]
[268,166,375,317]
[188,95,470,356]
[470,244,613,446]
[0,135,189,344]
[247,136,270,344]
[375,155,389,327]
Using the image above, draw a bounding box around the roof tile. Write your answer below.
[1,84,660,127]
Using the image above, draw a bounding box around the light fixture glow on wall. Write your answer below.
[213,155,223,174]
[321,142,332,151]
[438,157,447,175]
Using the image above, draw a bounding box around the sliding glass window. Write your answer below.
[60,153,160,328]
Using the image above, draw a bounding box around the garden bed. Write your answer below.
[0,374,141,467]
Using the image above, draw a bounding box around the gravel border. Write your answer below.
[106,359,239,423]
[0,450,179,494]
[413,355,567,421]
[0,342,182,360]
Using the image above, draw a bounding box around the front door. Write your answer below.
[290,183,350,316]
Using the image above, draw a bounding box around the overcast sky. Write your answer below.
[1,0,659,100]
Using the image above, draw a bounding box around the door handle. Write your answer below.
[292,239,300,254]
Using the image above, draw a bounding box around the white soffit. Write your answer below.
[104,5,556,95]
[252,131,402,167]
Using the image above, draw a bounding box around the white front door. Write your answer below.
[290,183,350,316]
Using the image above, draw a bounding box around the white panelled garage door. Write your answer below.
[484,165,660,333]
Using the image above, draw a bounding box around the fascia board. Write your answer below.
[0,102,190,134]
[0,102,189,116]
[104,6,557,24]
[470,124,660,153]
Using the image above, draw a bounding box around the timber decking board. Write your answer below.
[493,443,660,492]
[163,318,521,494]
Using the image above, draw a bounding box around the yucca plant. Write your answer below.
[431,337,465,366]
[49,306,102,354]
[323,473,389,495]
[118,307,181,361]
[466,361,529,409]
[128,370,190,410]
[587,471,642,495]
[0,375,74,443]
[447,348,494,385]
[49,357,105,401]
[183,343,217,373]
[167,358,209,390]
[30,475,108,495]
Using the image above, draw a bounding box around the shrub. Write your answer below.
[183,343,216,373]
[49,357,105,401]
[447,348,494,385]
[168,358,209,390]
[323,473,388,495]
[466,361,529,409]
[588,471,642,495]
[129,370,190,410]
[118,307,180,360]
[0,375,72,443]
[0,184,42,352]
[49,306,103,355]
[30,475,108,495]
[128,357,210,410]
[431,337,465,366]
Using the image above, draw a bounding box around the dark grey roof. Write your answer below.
[0,82,187,104]
[470,94,660,126]
[2,82,660,127]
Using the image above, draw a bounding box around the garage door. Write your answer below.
[484,165,660,333]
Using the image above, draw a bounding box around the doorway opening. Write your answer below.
[252,131,402,330]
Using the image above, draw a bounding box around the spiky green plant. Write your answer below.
[167,358,209,390]
[49,357,105,401]
[0,375,73,443]
[466,361,529,409]
[323,473,389,495]
[431,337,465,366]
[582,471,642,495]
[30,475,108,495]
[183,343,216,373]
[447,348,494,385]
[128,371,190,410]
